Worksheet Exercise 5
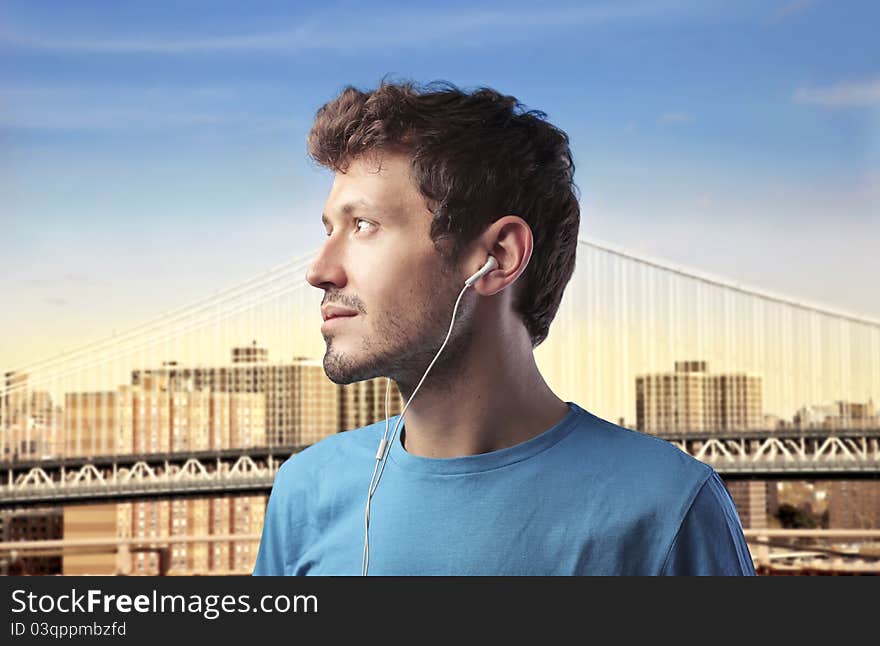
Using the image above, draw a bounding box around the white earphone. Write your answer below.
[362,255,497,575]
[465,255,498,286]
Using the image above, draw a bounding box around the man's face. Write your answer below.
[306,153,477,389]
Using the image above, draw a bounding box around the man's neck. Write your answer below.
[397,351,569,459]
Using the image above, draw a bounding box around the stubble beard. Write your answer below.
[321,277,477,399]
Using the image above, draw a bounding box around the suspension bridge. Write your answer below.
[2,238,878,573]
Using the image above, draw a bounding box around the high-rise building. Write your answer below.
[125,499,170,575]
[725,480,769,530]
[64,392,119,458]
[1,507,63,575]
[635,361,706,432]
[232,341,269,365]
[169,498,209,573]
[64,380,266,457]
[1,372,30,455]
[706,374,763,432]
[2,371,56,459]
[635,361,763,433]
[63,504,118,575]
[794,400,879,430]
[827,481,880,529]
[210,391,266,449]
[132,346,404,445]
[97,495,269,576]
[208,497,232,572]
[284,359,339,446]
[231,496,265,573]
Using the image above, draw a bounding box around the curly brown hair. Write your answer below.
[307,78,580,348]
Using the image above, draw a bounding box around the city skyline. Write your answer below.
[4,340,879,467]
[3,339,878,575]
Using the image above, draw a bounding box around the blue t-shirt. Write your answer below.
[253,401,756,575]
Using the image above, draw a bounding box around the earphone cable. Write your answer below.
[361,282,470,575]
[362,377,392,576]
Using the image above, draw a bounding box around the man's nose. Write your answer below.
[305,243,346,289]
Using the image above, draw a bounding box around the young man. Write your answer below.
[253,80,756,576]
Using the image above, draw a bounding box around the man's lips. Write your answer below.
[320,311,357,333]
[321,305,359,321]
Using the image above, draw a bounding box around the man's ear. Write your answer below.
[470,216,533,296]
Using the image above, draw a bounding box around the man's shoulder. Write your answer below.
[275,419,389,482]
[567,402,713,489]
[568,404,729,563]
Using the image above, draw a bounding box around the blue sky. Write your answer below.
[1,0,878,368]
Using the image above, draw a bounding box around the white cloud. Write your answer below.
[793,78,880,108]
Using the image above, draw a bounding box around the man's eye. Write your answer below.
[355,218,375,233]
[324,218,374,237]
